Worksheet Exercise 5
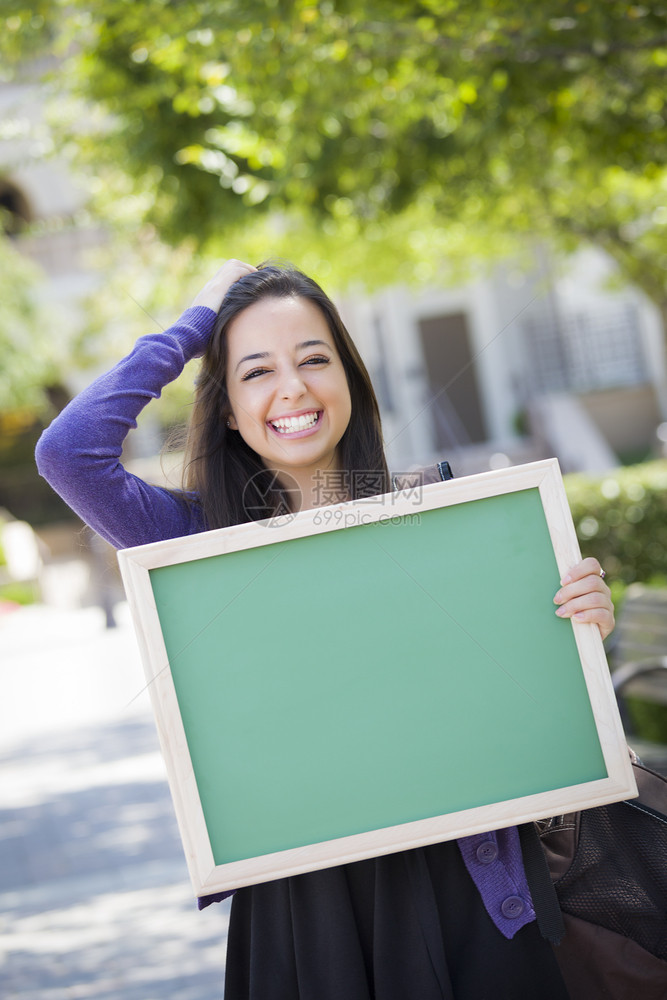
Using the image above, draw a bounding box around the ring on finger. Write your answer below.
[599,568,606,579]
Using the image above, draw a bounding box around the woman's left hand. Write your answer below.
[554,557,615,641]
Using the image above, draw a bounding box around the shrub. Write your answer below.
[564,460,667,587]
[0,581,37,605]
[565,460,667,745]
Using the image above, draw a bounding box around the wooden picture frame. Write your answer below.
[118,459,636,898]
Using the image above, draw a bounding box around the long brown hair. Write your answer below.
[182,264,390,528]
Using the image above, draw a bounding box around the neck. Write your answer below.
[274,462,349,512]
[301,470,349,511]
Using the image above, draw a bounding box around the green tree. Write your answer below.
[2,1,667,307]
[0,237,57,411]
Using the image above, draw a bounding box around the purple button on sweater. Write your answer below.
[458,827,536,939]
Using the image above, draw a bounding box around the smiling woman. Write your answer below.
[34,258,620,1000]
[182,262,388,527]
[225,296,352,507]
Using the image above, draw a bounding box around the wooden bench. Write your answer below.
[607,584,667,772]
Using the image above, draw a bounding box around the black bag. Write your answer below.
[538,751,667,999]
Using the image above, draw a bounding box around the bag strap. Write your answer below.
[518,823,565,945]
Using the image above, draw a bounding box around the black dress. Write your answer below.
[224,840,570,1000]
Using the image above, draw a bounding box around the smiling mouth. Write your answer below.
[269,411,321,434]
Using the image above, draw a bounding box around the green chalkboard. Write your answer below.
[119,461,635,895]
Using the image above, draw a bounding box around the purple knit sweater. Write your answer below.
[35,306,536,939]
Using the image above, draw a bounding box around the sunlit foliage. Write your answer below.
[1,0,666,409]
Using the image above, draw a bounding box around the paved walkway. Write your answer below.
[0,600,229,999]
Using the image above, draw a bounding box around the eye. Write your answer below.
[300,355,330,367]
[241,367,271,381]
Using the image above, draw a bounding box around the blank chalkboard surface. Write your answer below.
[118,460,635,896]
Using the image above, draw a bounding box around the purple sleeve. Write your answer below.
[197,889,236,910]
[39,303,240,909]
[457,828,536,939]
[35,306,216,549]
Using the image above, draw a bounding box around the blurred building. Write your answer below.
[0,67,106,528]
[0,65,103,312]
[341,247,667,477]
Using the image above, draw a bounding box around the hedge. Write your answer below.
[564,459,667,587]
[565,460,667,744]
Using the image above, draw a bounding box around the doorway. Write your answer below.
[418,312,487,448]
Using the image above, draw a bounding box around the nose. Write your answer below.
[278,367,307,401]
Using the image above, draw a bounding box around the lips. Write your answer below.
[269,411,321,434]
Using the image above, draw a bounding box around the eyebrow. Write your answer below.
[235,340,330,372]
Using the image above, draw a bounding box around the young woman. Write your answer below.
[36,259,615,999]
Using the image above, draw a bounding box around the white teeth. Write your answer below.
[271,412,319,433]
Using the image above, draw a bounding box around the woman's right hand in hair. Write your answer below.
[191,259,256,312]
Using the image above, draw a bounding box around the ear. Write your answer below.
[227,412,239,430]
